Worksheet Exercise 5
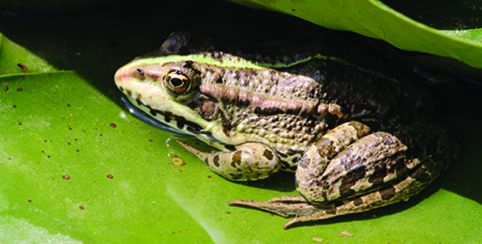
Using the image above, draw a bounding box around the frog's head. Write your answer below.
[114,55,237,150]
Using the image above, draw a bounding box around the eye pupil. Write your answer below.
[170,77,183,87]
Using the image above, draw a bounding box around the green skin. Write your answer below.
[114,33,454,229]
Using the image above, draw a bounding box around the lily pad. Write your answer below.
[1,4,482,243]
[231,0,482,69]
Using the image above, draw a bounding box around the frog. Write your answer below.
[114,32,456,229]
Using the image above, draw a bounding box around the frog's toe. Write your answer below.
[267,196,306,203]
[229,198,319,218]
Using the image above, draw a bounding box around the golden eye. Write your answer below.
[165,71,191,95]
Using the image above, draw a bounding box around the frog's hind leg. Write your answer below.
[230,122,453,229]
[230,162,437,229]
[285,162,438,228]
[177,140,281,181]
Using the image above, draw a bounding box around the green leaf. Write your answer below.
[0,34,56,75]
[230,0,482,69]
[0,33,481,243]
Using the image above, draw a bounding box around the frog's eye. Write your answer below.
[164,71,191,95]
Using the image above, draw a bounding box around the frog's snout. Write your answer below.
[114,66,130,87]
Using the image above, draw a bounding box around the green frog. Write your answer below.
[114,32,455,229]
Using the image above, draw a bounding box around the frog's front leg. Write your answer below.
[230,121,442,229]
[177,141,281,181]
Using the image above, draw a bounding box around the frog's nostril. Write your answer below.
[134,68,146,80]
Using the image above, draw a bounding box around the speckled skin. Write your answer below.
[114,32,456,228]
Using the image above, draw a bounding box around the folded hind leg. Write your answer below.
[283,162,437,228]
[230,123,449,229]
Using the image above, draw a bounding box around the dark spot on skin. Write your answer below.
[235,99,250,107]
[106,174,114,179]
[16,87,23,92]
[395,161,410,178]
[353,198,364,206]
[263,150,274,160]
[163,111,173,123]
[232,151,242,166]
[176,116,186,129]
[340,165,366,196]
[184,120,203,133]
[368,164,387,186]
[186,126,199,134]
[126,89,132,96]
[62,175,70,180]
[317,138,336,158]
[183,60,193,68]
[277,151,288,158]
[213,155,220,167]
[224,145,236,151]
[339,187,355,199]
[325,208,336,215]
[287,149,300,157]
[380,187,396,200]
[412,166,431,183]
[118,86,124,92]
[110,123,117,128]
[229,173,242,180]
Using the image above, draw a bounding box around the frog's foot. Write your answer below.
[230,163,433,229]
[229,198,318,218]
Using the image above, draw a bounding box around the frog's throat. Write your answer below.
[121,96,234,151]
[121,96,190,136]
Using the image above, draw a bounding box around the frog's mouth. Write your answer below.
[121,96,192,137]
